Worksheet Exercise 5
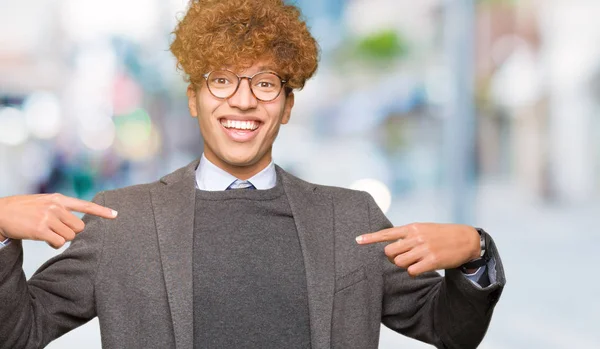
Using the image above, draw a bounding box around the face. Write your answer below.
[187,61,295,179]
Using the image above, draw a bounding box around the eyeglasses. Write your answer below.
[202,70,287,102]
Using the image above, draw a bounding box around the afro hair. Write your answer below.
[170,0,319,90]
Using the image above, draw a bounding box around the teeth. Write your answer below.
[220,119,259,131]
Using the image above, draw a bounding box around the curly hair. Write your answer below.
[170,0,319,90]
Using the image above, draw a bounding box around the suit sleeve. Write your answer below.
[364,192,506,349]
[0,192,107,349]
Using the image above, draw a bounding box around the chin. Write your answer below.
[222,153,260,168]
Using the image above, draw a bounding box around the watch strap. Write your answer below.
[460,257,488,271]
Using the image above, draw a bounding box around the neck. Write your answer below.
[204,150,271,180]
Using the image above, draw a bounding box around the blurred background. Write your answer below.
[1,0,598,348]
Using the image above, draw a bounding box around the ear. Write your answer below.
[187,84,198,118]
[280,92,295,125]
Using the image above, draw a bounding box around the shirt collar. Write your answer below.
[195,153,277,191]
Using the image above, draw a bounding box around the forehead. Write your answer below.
[218,59,279,75]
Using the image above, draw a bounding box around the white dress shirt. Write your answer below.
[195,153,276,191]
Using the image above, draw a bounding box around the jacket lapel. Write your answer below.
[150,159,199,349]
[279,167,335,349]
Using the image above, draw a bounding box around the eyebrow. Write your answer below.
[220,64,276,71]
[218,65,280,76]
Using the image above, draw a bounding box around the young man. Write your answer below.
[0,0,505,348]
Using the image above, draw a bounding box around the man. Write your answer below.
[0,0,505,348]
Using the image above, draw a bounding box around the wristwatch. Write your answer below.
[460,228,488,272]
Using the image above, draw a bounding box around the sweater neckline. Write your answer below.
[194,173,285,201]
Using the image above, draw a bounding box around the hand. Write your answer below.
[0,194,117,249]
[356,223,480,277]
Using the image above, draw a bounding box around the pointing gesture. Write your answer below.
[0,193,118,249]
[356,223,481,277]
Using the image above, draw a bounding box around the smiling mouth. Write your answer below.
[219,118,261,131]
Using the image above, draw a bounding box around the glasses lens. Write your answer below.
[206,71,238,98]
[251,73,282,101]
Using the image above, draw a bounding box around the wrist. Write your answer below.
[469,227,481,260]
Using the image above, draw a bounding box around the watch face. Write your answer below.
[477,228,487,257]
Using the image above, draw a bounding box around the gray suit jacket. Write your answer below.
[0,160,505,349]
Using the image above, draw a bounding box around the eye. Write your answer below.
[257,81,274,88]
[213,78,231,85]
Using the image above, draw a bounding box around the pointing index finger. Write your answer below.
[356,226,409,245]
[61,196,118,219]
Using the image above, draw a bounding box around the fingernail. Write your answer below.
[111,210,118,217]
[355,236,363,244]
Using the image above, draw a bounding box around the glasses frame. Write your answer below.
[202,70,288,102]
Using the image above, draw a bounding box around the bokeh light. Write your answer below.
[114,108,161,160]
[23,92,63,139]
[79,115,116,151]
[350,178,393,214]
[0,107,29,146]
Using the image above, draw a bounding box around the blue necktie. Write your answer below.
[226,179,256,190]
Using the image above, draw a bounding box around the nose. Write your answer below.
[227,78,258,110]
